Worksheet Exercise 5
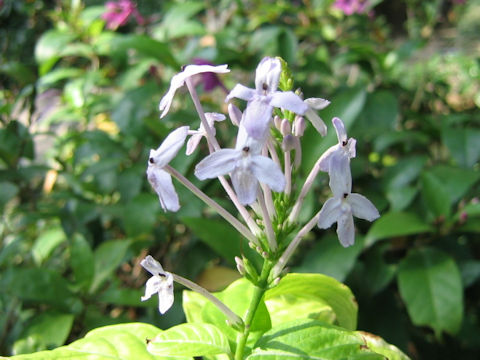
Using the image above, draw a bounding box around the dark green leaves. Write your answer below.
[398,248,463,337]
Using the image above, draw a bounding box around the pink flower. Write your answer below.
[101,0,145,30]
[333,0,370,15]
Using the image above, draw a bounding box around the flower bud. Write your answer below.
[293,115,306,137]
[274,115,282,131]
[280,118,291,136]
[235,256,246,275]
[282,134,296,152]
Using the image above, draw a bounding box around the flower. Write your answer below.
[191,58,229,93]
[101,0,145,30]
[226,57,307,139]
[333,0,370,15]
[304,98,330,136]
[159,64,230,118]
[186,112,226,155]
[317,117,356,173]
[147,126,189,212]
[317,159,379,247]
[194,123,285,205]
[140,255,174,314]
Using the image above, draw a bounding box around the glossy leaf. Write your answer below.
[9,323,187,360]
[148,323,231,357]
[442,127,480,168]
[365,212,433,246]
[421,171,451,219]
[358,332,410,360]
[32,227,66,265]
[398,248,463,337]
[247,319,384,360]
[265,273,358,330]
[70,233,94,290]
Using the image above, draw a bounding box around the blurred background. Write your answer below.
[0,0,479,358]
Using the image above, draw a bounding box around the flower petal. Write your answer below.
[255,57,281,93]
[328,153,352,198]
[270,91,308,114]
[158,272,174,314]
[348,193,380,221]
[159,65,229,118]
[317,197,342,229]
[250,155,286,192]
[226,84,256,103]
[305,108,327,136]
[305,97,330,110]
[242,98,273,140]
[140,255,165,276]
[337,211,355,247]
[232,168,258,205]
[147,167,180,212]
[332,117,347,145]
[317,144,340,172]
[141,276,162,301]
[194,149,239,180]
[150,126,189,167]
[186,133,203,155]
[228,103,242,126]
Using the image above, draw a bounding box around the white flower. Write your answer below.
[186,112,226,155]
[159,64,230,118]
[194,124,285,205]
[140,255,174,314]
[147,126,189,212]
[318,117,356,172]
[317,159,379,247]
[304,98,330,136]
[226,57,307,139]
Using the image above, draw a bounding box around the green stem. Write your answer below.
[234,261,273,360]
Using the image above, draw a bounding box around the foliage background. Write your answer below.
[1,0,479,358]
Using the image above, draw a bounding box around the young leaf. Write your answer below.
[398,247,464,337]
[247,319,385,360]
[147,323,231,357]
[265,273,358,330]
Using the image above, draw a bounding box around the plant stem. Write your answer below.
[234,261,273,360]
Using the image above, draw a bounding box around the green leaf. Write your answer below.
[122,194,159,237]
[111,34,178,68]
[265,273,358,330]
[358,332,410,360]
[89,239,131,293]
[201,279,271,348]
[247,319,384,360]
[421,171,451,219]
[13,312,74,354]
[382,156,427,191]
[10,323,187,360]
[386,185,417,211]
[302,86,367,171]
[34,30,76,74]
[70,233,94,290]
[365,212,433,246]
[295,235,364,282]
[0,181,19,210]
[183,290,209,324]
[157,1,206,40]
[32,226,66,265]
[353,90,398,140]
[442,127,480,167]
[148,323,231,357]
[429,165,480,204]
[398,247,464,337]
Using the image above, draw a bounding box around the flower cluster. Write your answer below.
[101,0,145,30]
[140,57,379,314]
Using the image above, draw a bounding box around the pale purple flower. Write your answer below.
[194,123,285,205]
[186,112,226,155]
[333,0,370,15]
[304,98,330,136]
[318,117,356,173]
[191,58,229,93]
[147,126,189,212]
[159,64,230,118]
[102,0,145,30]
[317,159,379,247]
[226,57,307,140]
[140,255,174,314]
